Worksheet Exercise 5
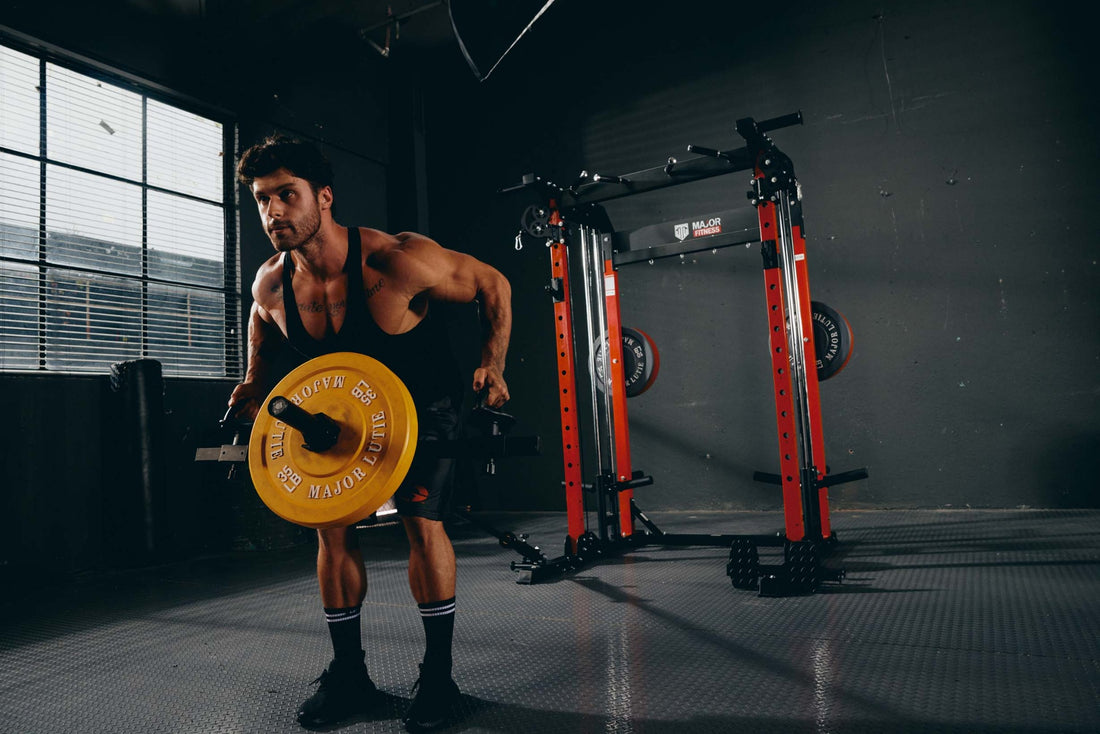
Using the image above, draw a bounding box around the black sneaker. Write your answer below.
[296,659,381,729]
[402,665,462,733]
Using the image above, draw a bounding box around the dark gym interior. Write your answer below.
[1,1,1097,733]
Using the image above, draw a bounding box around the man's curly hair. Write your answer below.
[236,134,334,192]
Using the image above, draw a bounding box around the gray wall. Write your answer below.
[422,0,1099,512]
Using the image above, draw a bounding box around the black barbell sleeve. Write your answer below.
[267,396,341,453]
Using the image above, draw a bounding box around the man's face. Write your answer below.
[250,168,326,252]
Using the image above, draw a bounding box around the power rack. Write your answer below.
[496,112,867,595]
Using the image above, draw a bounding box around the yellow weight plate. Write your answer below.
[248,352,419,529]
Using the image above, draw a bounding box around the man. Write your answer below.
[229,135,511,732]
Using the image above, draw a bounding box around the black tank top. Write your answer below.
[281,227,462,405]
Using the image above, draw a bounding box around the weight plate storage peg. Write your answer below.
[248,352,419,529]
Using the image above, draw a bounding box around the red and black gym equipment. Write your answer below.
[501,112,867,595]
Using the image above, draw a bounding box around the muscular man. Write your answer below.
[229,135,511,732]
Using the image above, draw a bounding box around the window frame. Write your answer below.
[0,26,241,380]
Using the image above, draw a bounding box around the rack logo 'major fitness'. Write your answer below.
[674,216,723,241]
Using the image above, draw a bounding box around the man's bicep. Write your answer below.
[247,300,286,355]
[433,250,501,304]
[251,299,276,325]
[397,235,482,302]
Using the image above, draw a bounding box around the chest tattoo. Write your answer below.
[365,277,385,300]
[298,299,346,316]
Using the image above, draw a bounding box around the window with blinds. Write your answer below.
[0,40,240,378]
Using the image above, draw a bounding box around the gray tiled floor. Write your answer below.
[2,510,1098,733]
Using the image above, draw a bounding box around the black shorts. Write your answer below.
[393,396,459,521]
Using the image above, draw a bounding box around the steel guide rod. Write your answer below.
[591,227,625,539]
[580,223,609,540]
[576,224,607,478]
[576,222,624,541]
[775,194,812,467]
[590,228,617,479]
[774,191,821,534]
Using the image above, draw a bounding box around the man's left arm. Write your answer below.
[470,263,511,408]
[399,234,512,408]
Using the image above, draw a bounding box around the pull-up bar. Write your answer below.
[501,111,804,211]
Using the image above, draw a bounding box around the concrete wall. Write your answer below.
[421,0,1099,512]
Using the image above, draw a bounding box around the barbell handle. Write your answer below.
[686,144,730,160]
[758,110,803,133]
[267,396,341,453]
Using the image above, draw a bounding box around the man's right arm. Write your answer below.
[228,298,284,421]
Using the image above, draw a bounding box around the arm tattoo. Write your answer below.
[365,277,384,299]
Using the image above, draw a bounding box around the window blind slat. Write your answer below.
[0,39,239,379]
[0,45,40,155]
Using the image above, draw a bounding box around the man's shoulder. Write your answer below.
[357,226,396,245]
[359,228,439,253]
[358,229,451,292]
[251,254,284,305]
[360,229,431,267]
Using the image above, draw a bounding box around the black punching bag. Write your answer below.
[107,358,168,564]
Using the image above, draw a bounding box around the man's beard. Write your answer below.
[270,207,322,252]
